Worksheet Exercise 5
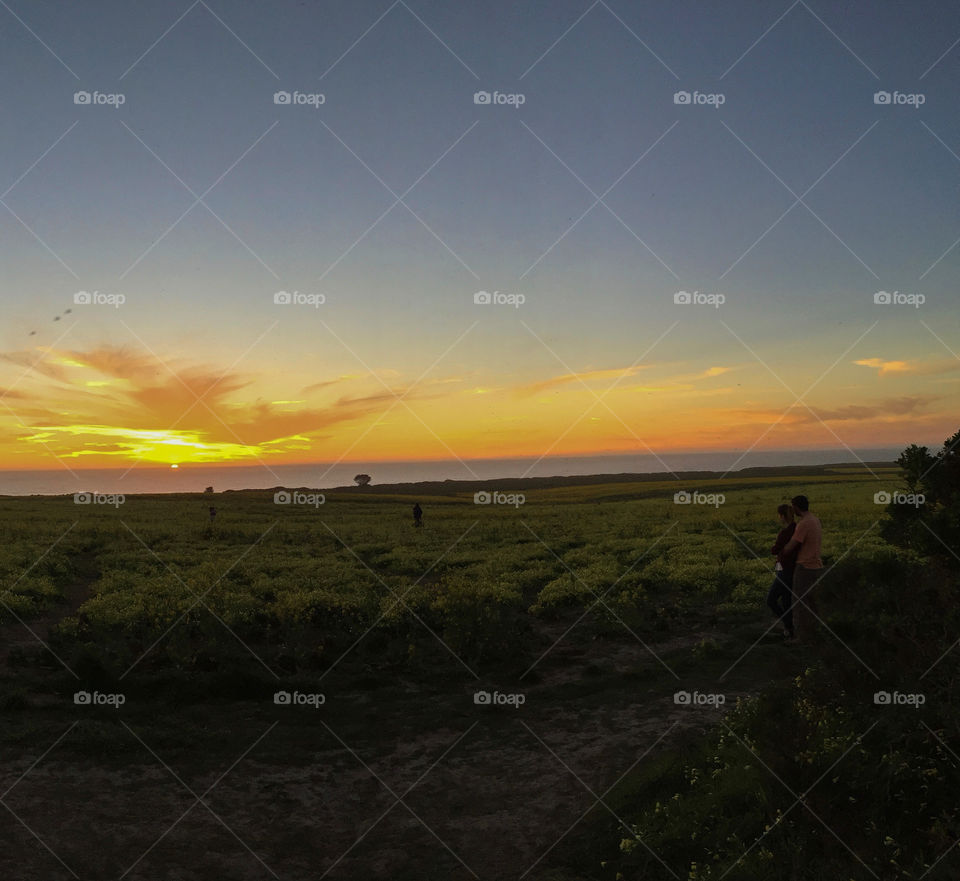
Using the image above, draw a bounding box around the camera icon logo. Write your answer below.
[274,491,292,504]
[874,290,892,305]
[74,91,91,105]
[474,91,491,105]
[274,91,292,105]
[474,690,491,704]
[74,492,93,504]
[474,491,492,505]
[673,690,691,704]
[874,491,891,505]
[673,91,691,105]
[673,290,692,305]
[74,291,93,305]
[874,690,891,704]
[74,690,92,704]
[673,491,692,504]
[274,290,293,305]
[474,290,492,305]
[874,91,891,105]
[274,690,292,704]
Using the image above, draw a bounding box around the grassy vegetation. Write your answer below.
[0,468,896,682]
[0,456,956,879]
[579,442,960,881]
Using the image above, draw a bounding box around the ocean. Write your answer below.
[0,448,902,496]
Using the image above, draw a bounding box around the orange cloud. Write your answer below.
[1,350,71,383]
[812,396,936,421]
[518,364,655,396]
[0,344,441,465]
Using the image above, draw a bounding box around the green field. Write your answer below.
[0,467,897,678]
[1,462,956,880]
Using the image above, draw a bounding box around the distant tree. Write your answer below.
[883,430,960,552]
[354,474,371,487]
[896,444,935,492]
[204,486,214,494]
[927,429,960,508]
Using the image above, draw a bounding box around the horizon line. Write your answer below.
[0,444,913,474]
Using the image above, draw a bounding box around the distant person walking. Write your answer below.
[412,502,423,528]
[768,503,798,639]
[208,505,217,523]
[782,495,823,644]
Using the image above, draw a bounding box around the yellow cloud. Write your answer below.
[18,424,268,463]
[854,358,960,377]
[854,358,912,375]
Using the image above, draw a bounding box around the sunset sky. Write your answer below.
[2,0,958,473]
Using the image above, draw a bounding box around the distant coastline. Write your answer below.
[1,459,899,498]
[223,460,900,496]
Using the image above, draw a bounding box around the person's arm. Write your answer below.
[783,521,804,556]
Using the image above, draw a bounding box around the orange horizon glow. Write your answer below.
[0,441,910,473]
[0,342,955,471]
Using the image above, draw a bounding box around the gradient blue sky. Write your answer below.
[2,0,958,470]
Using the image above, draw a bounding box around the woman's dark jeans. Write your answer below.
[766,568,794,636]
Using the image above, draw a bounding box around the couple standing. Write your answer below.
[768,494,823,645]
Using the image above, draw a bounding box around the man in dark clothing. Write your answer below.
[768,503,798,638]
[412,502,423,528]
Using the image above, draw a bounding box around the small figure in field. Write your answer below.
[768,503,798,639]
[412,502,423,528]
[208,506,217,523]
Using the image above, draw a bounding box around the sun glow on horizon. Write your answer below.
[0,341,955,471]
[17,425,273,465]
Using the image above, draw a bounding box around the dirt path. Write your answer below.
[0,622,767,881]
[1,561,777,879]
[3,690,739,881]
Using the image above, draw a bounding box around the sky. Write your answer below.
[1,0,959,477]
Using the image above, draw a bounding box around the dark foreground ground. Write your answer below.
[1,606,794,880]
